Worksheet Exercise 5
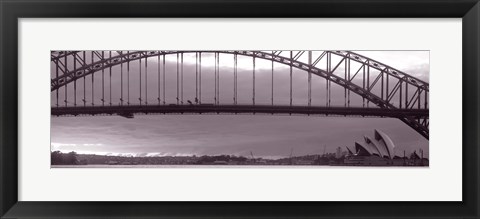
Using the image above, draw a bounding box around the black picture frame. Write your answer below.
[1,0,479,218]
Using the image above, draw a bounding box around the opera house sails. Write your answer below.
[345,129,410,166]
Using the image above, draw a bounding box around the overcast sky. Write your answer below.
[51,50,429,158]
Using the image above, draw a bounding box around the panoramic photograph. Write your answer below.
[50,50,429,167]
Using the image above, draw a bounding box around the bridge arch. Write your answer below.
[51,50,429,139]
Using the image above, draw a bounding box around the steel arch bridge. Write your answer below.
[50,50,429,139]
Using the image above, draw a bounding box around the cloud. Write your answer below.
[51,114,428,158]
[51,51,429,157]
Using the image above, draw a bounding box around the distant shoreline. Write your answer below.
[51,164,429,168]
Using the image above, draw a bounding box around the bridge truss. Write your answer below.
[50,50,429,139]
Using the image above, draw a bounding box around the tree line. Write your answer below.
[51,151,79,165]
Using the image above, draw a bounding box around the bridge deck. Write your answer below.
[51,104,428,118]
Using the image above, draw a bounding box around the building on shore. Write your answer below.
[344,129,427,166]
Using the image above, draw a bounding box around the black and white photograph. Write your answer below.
[4,0,480,217]
[50,50,429,167]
